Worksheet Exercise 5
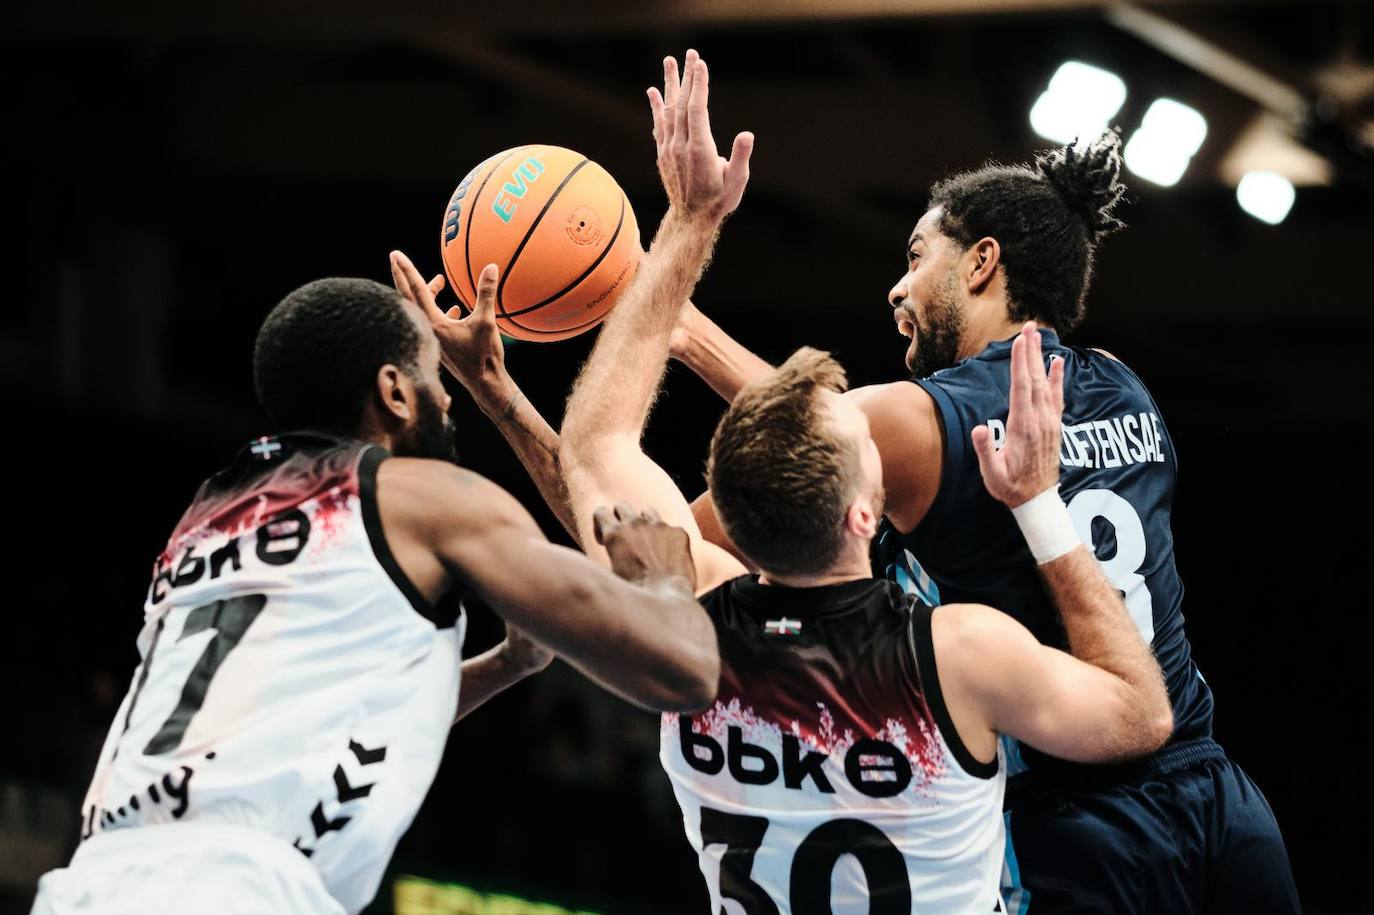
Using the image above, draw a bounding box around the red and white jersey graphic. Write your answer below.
[78,434,464,914]
[661,577,1006,914]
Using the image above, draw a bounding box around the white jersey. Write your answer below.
[661,577,1007,914]
[69,433,464,914]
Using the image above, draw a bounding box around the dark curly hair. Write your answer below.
[254,278,422,434]
[928,130,1127,335]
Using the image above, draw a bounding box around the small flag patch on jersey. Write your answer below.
[250,436,282,460]
[764,617,801,636]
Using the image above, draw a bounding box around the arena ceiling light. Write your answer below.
[1123,98,1208,187]
[1236,170,1296,224]
[1029,62,1127,146]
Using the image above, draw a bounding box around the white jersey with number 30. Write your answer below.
[68,434,463,914]
[661,577,1007,915]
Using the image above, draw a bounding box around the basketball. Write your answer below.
[439,144,641,342]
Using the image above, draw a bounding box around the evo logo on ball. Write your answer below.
[491,157,546,224]
[443,159,488,246]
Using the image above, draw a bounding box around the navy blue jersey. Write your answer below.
[875,329,1213,777]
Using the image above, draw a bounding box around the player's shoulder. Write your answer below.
[1072,345,1158,400]
[931,602,1013,643]
[930,603,1039,698]
[376,457,525,531]
[847,380,939,439]
[847,379,934,413]
[931,603,1031,663]
[378,456,490,496]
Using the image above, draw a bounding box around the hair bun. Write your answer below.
[1035,129,1127,242]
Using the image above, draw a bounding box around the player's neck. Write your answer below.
[758,553,873,589]
[962,312,1048,360]
[353,411,400,453]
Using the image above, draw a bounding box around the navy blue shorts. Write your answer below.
[1000,739,1299,914]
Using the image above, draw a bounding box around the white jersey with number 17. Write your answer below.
[69,433,464,914]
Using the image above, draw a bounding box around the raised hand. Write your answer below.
[647,49,754,222]
[972,323,1066,508]
[593,503,697,595]
[390,250,506,394]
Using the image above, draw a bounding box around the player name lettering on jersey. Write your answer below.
[677,718,914,798]
[1058,411,1166,469]
[81,761,196,840]
[149,508,311,605]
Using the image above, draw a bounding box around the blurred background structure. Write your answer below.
[4,1,1371,912]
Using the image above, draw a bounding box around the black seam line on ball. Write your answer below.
[501,191,626,318]
[496,158,591,315]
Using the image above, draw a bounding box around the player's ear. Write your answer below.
[967,237,1001,295]
[844,497,879,540]
[375,364,415,423]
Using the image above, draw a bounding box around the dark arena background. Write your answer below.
[4,1,1371,913]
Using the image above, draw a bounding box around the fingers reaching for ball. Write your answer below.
[647,50,753,222]
[472,263,499,322]
[390,249,508,393]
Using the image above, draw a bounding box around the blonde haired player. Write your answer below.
[416,50,1172,912]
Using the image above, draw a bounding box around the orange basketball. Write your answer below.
[439,145,641,342]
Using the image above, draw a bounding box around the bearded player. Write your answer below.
[666,94,1299,915]
[409,49,1175,912]
[31,270,719,915]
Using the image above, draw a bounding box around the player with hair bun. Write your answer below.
[672,130,1301,912]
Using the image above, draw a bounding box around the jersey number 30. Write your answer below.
[701,806,910,914]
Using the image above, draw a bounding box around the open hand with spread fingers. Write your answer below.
[390,250,507,397]
[647,49,754,223]
[972,322,1067,509]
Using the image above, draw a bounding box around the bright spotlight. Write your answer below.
[1236,171,1296,225]
[1124,98,1208,187]
[1029,61,1127,145]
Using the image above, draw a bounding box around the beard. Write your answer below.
[870,480,887,525]
[393,384,459,463]
[908,267,967,378]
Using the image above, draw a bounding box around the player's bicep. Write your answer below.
[952,606,1140,763]
[691,490,757,572]
[563,435,746,593]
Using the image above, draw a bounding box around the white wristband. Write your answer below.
[1010,488,1081,565]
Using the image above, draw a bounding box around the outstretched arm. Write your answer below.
[391,253,581,544]
[669,301,774,402]
[384,458,718,713]
[561,49,753,594]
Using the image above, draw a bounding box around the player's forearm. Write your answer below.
[454,644,543,722]
[466,374,580,544]
[1040,547,1173,750]
[523,564,718,712]
[563,209,719,457]
[593,576,720,712]
[671,304,773,402]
